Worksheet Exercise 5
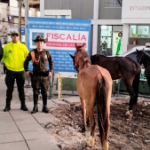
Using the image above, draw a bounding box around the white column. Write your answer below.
[40,0,45,17]
[18,0,22,41]
[122,24,129,54]
[25,0,29,45]
[92,0,99,55]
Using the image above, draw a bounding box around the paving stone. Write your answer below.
[52,99,69,105]
[18,123,44,132]
[0,110,10,117]
[12,114,33,120]
[11,102,34,111]
[0,141,29,150]
[0,115,13,120]
[33,113,60,125]
[22,131,50,140]
[27,138,59,150]
[62,96,80,104]
[38,99,59,108]
[14,117,38,125]
[0,133,24,144]
[0,125,19,134]
[0,117,16,127]
[9,110,30,117]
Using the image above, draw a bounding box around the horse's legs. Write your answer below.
[80,97,86,132]
[86,117,90,127]
[124,80,135,119]
[86,105,96,147]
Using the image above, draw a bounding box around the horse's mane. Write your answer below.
[143,50,150,58]
[81,50,91,64]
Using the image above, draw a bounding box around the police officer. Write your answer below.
[24,34,53,114]
[1,31,29,111]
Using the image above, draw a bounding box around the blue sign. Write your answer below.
[21,26,25,34]
[27,17,91,72]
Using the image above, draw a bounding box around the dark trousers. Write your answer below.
[31,75,49,106]
[5,70,25,105]
[3,64,7,74]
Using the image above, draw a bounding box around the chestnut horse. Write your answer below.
[73,43,112,150]
[70,52,141,118]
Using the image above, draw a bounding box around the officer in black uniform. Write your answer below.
[24,34,53,114]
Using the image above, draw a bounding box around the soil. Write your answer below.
[43,97,150,150]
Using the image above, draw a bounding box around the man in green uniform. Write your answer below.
[24,34,53,114]
[1,31,29,111]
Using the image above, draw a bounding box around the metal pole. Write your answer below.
[25,0,29,45]
[18,0,22,41]
[58,73,61,99]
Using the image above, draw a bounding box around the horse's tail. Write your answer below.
[96,78,109,148]
[132,64,141,104]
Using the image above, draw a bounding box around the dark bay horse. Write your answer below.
[74,43,112,150]
[136,49,150,88]
[91,54,141,117]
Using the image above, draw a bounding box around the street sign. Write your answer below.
[27,17,91,72]
[21,26,25,34]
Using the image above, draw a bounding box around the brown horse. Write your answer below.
[90,54,141,117]
[74,43,112,150]
[70,52,141,118]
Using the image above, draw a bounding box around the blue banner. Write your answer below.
[27,17,91,72]
[21,26,25,34]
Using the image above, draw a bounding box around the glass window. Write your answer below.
[104,0,122,7]
[129,25,150,37]
[101,26,112,37]
[137,26,149,37]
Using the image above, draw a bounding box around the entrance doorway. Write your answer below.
[98,25,123,56]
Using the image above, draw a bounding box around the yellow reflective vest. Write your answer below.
[2,41,29,71]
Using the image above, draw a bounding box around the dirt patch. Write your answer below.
[43,98,150,150]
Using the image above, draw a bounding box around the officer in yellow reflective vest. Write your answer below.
[1,31,29,111]
[24,34,53,114]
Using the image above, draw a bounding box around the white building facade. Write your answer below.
[40,0,150,55]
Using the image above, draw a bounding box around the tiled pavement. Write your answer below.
[0,94,80,150]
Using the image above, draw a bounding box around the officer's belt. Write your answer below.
[33,71,49,77]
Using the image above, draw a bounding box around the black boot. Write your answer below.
[42,94,49,113]
[3,104,11,112]
[20,100,28,111]
[3,99,11,112]
[42,106,49,113]
[31,94,38,114]
[31,105,38,114]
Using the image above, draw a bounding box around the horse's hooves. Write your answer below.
[81,126,86,133]
[87,136,95,147]
[125,110,133,121]
[126,106,129,111]
[102,141,109,150]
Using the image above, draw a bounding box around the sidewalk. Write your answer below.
[0,99,61,150]
[0,64,81,150]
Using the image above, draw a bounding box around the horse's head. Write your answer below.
[136,49,145,64]
[73,43,91,71]
[69,53,77,71]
